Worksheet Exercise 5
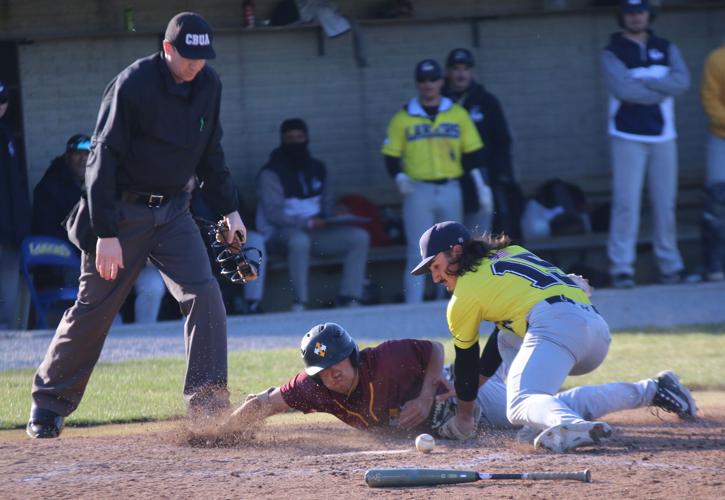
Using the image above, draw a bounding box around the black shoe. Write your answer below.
[26,408,65,439]
[659,269,702,285]
[652,370,698,419]
[611,273,635,289]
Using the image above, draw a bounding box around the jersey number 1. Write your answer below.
[490,252,576,289]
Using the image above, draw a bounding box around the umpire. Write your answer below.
[27,12,247,439]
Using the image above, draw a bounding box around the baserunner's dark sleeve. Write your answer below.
[479,328,502,378]
[454,342,480,402]
[384,155,402,178]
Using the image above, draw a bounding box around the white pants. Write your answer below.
[403,180,462,304]
[475,363,657,429]
[498,299,614,431]
[607,137,683,276]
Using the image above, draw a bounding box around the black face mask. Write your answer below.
[281,141,310,166]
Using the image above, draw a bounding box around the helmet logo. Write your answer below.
[314,342,327,357]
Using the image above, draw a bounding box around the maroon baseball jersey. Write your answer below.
[280,339,437,432]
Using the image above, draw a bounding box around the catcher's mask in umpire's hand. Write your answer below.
[300,323,360,376]
[199,218,263,284]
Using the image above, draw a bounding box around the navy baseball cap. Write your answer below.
[415,59,443,82]
[165,12,216,60]
[0,81,9,104]
[620,0,650,13]
[410,221,471,275]
[66,134,91,152]
[446,48,475,68]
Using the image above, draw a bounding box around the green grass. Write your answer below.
[2,331,724,430]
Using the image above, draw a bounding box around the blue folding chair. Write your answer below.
[20,236,81,329]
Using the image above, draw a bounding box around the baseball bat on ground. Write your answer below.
[364,468,591,488]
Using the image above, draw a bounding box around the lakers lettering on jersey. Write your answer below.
[382,97,483,181]
[447,245,591,348]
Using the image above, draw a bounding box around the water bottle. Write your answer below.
[242,0,256,28]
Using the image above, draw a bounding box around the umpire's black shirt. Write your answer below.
[86,51,238,238]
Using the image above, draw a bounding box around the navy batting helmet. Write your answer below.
[300,323,360,376]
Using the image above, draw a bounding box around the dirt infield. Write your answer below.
[2,403,724,499]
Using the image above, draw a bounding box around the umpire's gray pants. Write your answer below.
[607,136,684,277]
[31,192,229,417]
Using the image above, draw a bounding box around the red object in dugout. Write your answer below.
[243,0,256,28]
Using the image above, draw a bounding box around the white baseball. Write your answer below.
[415,433,435,453]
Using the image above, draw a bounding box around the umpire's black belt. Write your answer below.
[121,190,172,208]
[545,294,600,315]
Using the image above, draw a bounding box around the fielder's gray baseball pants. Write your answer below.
[31,192,229,417]
[498,299,612,431]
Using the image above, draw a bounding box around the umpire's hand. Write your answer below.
[223,210,247,246]
[96,237,124,281]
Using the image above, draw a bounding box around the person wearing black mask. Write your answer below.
[256,118,370,311]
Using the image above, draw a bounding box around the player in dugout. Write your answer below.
[224,322,696,446]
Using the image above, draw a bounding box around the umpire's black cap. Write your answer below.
[410,221,471,275]
[165,12,216,60]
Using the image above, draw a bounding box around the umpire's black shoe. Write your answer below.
[26,408,65,439]
[652,371,698,420]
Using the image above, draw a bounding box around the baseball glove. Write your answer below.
[199,218,263,284]
[431,397,481,440]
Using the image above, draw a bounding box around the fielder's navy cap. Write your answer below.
[66,134,91,152]
[0,81,9,104]
[165,12,216,60]
[446,48,475,68]
[415,59,443,81]
[620,0,650,13]
[410,221,471,275]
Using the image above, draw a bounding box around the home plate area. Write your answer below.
[2,406,723,499]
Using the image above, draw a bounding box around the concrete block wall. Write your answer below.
[7,1,725,206]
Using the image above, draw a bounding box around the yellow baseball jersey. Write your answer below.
[447,245,591,348]
[382,97,483,180]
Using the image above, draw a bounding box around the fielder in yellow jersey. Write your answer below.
[447,245,591,348]
[410,221,698,452]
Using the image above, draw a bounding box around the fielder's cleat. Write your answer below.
[652,370,698,419]
[515,425,540,444]
[533,421,612,453]
[26,408,65,439]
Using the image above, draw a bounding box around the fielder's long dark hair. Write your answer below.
[445,232,511,276]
